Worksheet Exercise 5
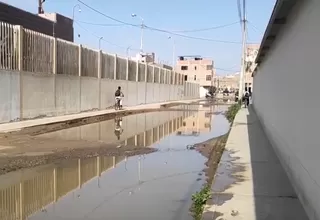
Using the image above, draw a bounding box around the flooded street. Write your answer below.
[0,103,229,220]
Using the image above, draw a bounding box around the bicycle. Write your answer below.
[115,97,121,110]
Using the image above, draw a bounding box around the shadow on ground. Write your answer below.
[202,105,308,220]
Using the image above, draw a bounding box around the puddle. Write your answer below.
[0,104,230,220]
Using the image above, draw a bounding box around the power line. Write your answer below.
[78,0,140,27]
[77,21,126,27]
[78,20,240,33]
[77,0,242,44]
[167,21,240,33]
[247,20,263,34]
[145,26,241,44]
[215,67,240,72]
[74,21,139,51]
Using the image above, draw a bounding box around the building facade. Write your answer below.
[215,72,240,92]
[175,56,215,89]
[0,2,73,42]
[253,0,320,219]
[245,44,259,93]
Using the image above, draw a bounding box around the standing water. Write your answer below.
[0,103,229,220]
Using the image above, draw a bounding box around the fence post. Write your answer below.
[126,58,129,80]
[152,65,155,83]
[145,63,147,82]
[98,50,102,109]
[136,61,139,82]
[16,25,24,71]
[78,44,82,76]
[113,54,117,80]
[97,50,102,78]
[15,25,24,119]
[53,38,57,74]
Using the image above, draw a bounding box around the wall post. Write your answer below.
[97,50,102,78]
[113,54,117,80]
[152,65,155,83]
[78,45,82,76]
[126,58,129,80]
[53,38,57,74]
[136,61,139,82]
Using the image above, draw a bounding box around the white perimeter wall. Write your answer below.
[0,70,199,123]
[252,1,320,219]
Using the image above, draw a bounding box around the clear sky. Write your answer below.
[3,0,276,75]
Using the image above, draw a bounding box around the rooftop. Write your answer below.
[255,0,298,65]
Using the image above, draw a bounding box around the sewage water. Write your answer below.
[0,104,229,220]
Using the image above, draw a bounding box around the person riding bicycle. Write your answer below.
[115,86,124,108]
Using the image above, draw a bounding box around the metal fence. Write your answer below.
[0,21,184,85]
[0,22,18,70]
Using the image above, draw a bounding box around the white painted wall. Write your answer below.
[253,1,320,219]
[0,70,200,123]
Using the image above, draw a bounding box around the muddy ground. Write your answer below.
[0,105,201,175]
[195,133,228,186]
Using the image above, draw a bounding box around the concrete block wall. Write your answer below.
[0,20,200,123]
[252,1,320,219]
[0,70,199,123]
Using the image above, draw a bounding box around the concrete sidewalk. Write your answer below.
[202,107,308,219]
[0,99,199,133]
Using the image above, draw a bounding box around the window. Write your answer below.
[206,75,212,81]
[183,122,186,126]
[194,75,197,80]
[194,66,197,70]
[181,66,188,70]
[193,122,195,127]
[206,65,213,70]
[184,75,188,81]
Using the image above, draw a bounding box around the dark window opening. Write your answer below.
[184,75,188,81]
[194,66,197,70]
[206,75,212,81]
[206,65,213,70]
[181,66,188,70]
[194,75,196,80]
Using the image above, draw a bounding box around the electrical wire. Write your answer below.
[77,0,242,44]
[78,20,240,33]
[247,20,263,34]
[77,21,127,27]
[74,20,139,51]
[215,67,240,72]
[77,0,140,27]
[145,26,241,44]
[158,21,240,33]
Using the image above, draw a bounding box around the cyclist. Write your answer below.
[115,86,124,108]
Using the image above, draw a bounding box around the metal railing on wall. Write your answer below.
[0,21,186,86]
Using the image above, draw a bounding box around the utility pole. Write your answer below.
[239,0,247,99]
[38,0,45,14]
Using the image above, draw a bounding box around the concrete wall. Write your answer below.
[252,1,320,219]
[0,70,199,123]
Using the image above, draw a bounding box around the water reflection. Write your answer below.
[38,105,200,147]
[0,104,229,220]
